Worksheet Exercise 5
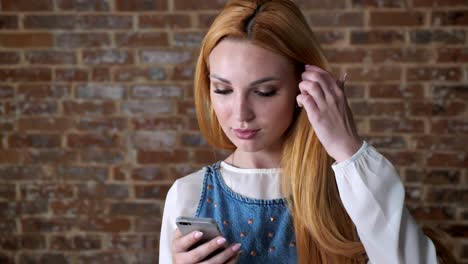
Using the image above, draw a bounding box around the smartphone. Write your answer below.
[176,216,225,258]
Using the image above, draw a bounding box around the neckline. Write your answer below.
[220,161,282,174]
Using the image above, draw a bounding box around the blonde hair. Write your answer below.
[194,0,455,263]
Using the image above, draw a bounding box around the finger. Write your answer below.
[225,249,242,264]
[173,229,204,253]
[203,243,242,264]
[298,80,326,111]
[297,94,320,122]
[303,66,337,103]
[187,236,227,263]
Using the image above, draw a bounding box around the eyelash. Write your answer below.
[213,89,277,97]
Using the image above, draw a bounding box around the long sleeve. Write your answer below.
[332,142,438,264]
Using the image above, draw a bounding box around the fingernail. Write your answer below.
[305,64,310,69]
[231,243,241,252]
[217,238,226,245]
[194,232,203,239]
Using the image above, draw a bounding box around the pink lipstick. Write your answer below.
[233,129,260,140]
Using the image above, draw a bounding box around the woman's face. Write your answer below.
[208,39,298,153]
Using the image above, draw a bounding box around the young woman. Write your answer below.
[159,0,454,263]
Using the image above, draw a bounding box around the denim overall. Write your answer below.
[195,162,298,263]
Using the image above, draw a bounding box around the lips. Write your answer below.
[233,129,260,140]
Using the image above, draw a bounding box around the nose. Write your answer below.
[233,93,254,122]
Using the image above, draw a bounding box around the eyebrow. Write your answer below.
[209,74,280,87]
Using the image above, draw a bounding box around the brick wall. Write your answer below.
[0,0,466,263]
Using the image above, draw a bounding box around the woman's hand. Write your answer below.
[172,228,241,264]
[296,65,363,163]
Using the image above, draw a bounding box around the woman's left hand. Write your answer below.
[296,65,363,163]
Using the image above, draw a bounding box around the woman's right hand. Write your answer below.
[172,228,242,263]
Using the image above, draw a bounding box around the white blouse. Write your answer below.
[159,142,438,263]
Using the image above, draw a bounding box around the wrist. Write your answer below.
[332,138,363,163]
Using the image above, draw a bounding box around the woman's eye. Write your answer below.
[255,90,277,97]
[213,89,232,95]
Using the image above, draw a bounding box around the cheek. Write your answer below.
[211,98,231,124]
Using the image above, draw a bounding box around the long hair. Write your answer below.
[194,0,455,263]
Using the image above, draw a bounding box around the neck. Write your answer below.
[226,146,282,169]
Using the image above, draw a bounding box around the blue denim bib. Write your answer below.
[195,162,297,263]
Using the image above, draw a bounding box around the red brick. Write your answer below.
[0,184,16,200]
[131,132,176,150]
[91,67,111,82]
[173,31,205,47]
[113,67,166,82]
[16,101,58,115]
[413,0,466,7]
[135,217,161,232]
[77,117,127,131]
[18,84,69,99]
[75,84,125,100]
[131,167,162,181]
[425,187,465,204]
[137,150,189,164]
[56,33,110,48]
[370,11,425,26]
[51,200,106,215]
[110,202,162,216]
[413,135,467,151]
[20,183,74,200]
[193,149,222,164]
[1,0,53,11]
[130,85,183,99]
[431,119,468,134]
[408,206,455,221]
[24,150,78,164]
[50,235,101,250]
[78,15,132,30]
[426,153,467,167]
[115,32,169,47]
[432,11,468,26]
[63,101,116,116]
[198,13,217,28]
[0,219,16,233]
[19,253,72,264]
[57,0,110,11]
[57,166,108,182]
[410,29,465,45]
[139,14,191,29]
[0,15,18,29]
[174,0,227,10]
[351,30,405,45]
[0,166,48,181]
[82,50,134,65]
[0,33,53,48]
[180,133,208,147]
[172,64,195,81]
[9,134,61,148]
[346,67,401,82]
[431,85,468,100]
[80,149,125,164]
[122,101,174,116]
[77,252,127,263]
[365,135,406,149]
[314,30,346,45]
[24,15,76,29]
[436,48,468,63]
[21,217,75,232]
[20,235,46,249]
[0,150,21,164]
[369,84,424,98]
[0,52,19,65]
[0,85,14,99]
[140,49,193,65]
[132,117,185,130]
[370,118,425,133]
[0,68,51,82]
[115,0,167,11]
[0,120,14,131]
[55,68,88,82]
[371,48,433,63]
[408,101,465,116]
[26,51,76,65]
[0,235,19,250]
[438,224,468,238]
[134,185,170,199]
[352,0,406,7]
[77,183,128,200]
[18,117,74,131]
[67,133,121,148]
[109,235,158,250]
[323,48,367,63]
[407,67,461,82]
[307,12,364,27]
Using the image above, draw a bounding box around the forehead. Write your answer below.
[208,39,295,79]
